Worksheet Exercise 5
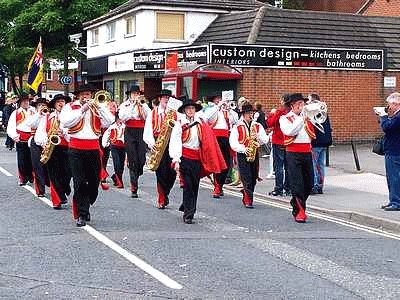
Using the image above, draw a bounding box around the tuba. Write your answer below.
[303,100,328,133]
[40,118,61,164]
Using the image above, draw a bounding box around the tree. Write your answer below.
[283,0,304,9]
[0,0,125,94]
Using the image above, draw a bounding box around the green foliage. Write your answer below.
[283,0,304,9]
[0,0,125,91]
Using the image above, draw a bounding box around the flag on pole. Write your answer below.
[27,38,44,94]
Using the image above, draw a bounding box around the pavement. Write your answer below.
[220,143,400,234]
[1,135,400,299]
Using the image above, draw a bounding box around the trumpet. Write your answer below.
[133,95,147,105]
[220,100,237,111]
[229,101,237,110]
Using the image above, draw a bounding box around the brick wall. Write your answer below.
[362,0,400,16]
[303,0,366,13]
[239,68,390,143]
[45,70,76,92]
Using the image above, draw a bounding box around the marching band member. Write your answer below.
[60,84,114,227]
[26,98,50,197]
[203,92,238,198]
[101,113,126,189]
[143,89,178,209]
[35,94,72,209]
[119,85,151,198]
[279,93,316,223]
[229,103,269,208]
[7,93,35,185]
[169,97,226,224]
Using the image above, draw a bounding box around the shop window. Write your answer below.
[104,80,114,99]
[91,28,99,45]
[125,16,136,36]
[106,22,116,42]
[181,76,193,99]
[46,70,53,81]
[156,12,184,41]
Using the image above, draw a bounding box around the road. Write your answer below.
[1,143,400,299]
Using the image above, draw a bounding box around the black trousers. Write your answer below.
[124,127,146,191]
[30,140,48,195]
[286,152,314,216]
[180,157,201,220]
[46,146,71,206]
[111,145,126,180]
[156,144,176,205]
[214,136,230,188]
[16,141,33,184]
[237,153,258,204]
[69,148,100,218]
[99,135,110,181]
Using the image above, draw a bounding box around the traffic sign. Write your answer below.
[59,75,72,85]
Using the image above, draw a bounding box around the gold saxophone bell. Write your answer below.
[41,107,49,114]
[135,95,147,105]
[49,134,61,146]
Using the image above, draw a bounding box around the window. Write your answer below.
[125,16,135,36]
[91,28,99,45]
[106,22,116,42]
[156,12,184,41]
[46,70,53,81]
[104,80,114,99]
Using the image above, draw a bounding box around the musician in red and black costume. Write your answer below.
[101,113,126,189]
[119,85,151,198]
[143,89,179,209]
[229,103,269,208]
[26,97,50,197]
[35,94,72,209]
[7,93,35,185]
[279,93,316,223]
[60,84,114,227]
[203,91,238,198]
[169,97,226,224]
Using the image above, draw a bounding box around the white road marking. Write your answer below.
[83,225,183,290]
[21,177,183,290]
[0,167,13,177]
[200,182,400,241]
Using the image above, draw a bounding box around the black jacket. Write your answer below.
[312,116,333,148]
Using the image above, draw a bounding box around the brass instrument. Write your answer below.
[86,90,111,116]
[246,122,260,162]
[229,101,237,110]
[147,109,176,171]
[133,95,147,105]
[303,100,328,133]
[40,118,61,164]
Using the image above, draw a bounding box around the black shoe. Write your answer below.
[317,187,323,194]
[37,192,45,197]
[178,204,184,212]
[384,205,400,211]
[310,187,319,195]
[86,213,91,222]
[19,181,27,186]
[381,203,390,209]
[53,205,62,210]
[220,190,224,197]
[76,217,86,227]
[245,204,254,209]
[183,218,194,224]
[284,190,292,197]
[131,191,138,198]
[268,190,283,196]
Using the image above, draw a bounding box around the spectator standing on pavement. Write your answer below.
[3,93,18,150]
[309,93,333,195]
[267,95,290,196]
[374,92,400,211]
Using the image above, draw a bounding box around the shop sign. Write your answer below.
[133,50,165,72]
[166,46,208,71]
[210,44,384,71]
[162,78,177,97]
[108,53,134,73]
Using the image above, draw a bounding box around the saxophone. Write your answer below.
[246,122,260,162]
[40,118,61,164]
[147,109,176,171]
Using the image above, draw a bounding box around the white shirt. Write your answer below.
[6,107,36,140]
[169,114,202,163]
[279,111,312,143]
[59,100,114,139]
[118,98,151,122]
[229,118,269,154]
[101,123,125,148]
[203,103,238,130]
